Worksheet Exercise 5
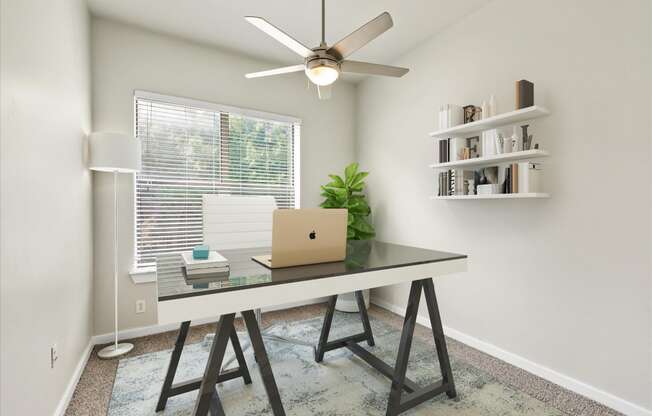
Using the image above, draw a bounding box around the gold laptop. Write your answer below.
[252,208,347,268]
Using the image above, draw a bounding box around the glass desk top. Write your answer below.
[157,240,466,301]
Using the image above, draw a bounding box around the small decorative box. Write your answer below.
[192,245,210,260]
[477,184,500,195]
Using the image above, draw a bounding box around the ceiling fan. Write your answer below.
[244,0,409,99]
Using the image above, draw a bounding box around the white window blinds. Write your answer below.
[135,92,300,267]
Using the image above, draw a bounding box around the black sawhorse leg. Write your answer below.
[315,290,376,362]
[192,311,286,416]
[155,317,252,414]
[242,310,286,416]
[315,281,456,416]
[385,279,456,415]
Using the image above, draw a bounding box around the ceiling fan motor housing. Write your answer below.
[305,56,339,71]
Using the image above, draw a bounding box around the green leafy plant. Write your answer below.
[320,163,375,240]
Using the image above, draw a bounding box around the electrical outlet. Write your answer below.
[135,299,146,314]
[50,344,58,368]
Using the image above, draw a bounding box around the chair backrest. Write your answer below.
[202,194,277,250]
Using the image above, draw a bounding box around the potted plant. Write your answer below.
[320,162,375,240]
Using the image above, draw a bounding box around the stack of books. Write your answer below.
[438,169,473,196]
[182,251,229,278]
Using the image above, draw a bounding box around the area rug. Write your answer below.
[108,312,564,415]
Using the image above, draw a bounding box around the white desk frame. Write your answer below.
[158,258,466,325]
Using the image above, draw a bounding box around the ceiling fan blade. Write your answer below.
[317,84,332,100]
[245,16,313,58]
[245,65,305,79]
[340,60,409,77]
[327,12,393,60]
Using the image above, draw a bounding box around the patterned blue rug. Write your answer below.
[109,312,563,415]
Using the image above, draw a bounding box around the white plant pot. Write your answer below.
[335,290,370,312]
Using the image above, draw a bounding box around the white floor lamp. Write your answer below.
[89,132,141,359]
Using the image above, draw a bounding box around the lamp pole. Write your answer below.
[113,170,119,351]
[97,170,134,358]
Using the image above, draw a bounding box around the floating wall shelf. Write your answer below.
[429,105,550,139]
[430,193,550,200]
[429,149,549,170]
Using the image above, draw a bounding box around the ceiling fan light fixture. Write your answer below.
[305,58,340,86]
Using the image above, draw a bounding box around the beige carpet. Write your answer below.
[65,304,620,416]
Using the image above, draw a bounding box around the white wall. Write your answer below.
[357,0,651,413]
[0,0,93,415]
[91,18,357,335]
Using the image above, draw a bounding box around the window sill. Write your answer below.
[129,266,157,284]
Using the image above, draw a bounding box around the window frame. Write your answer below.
[132,90,301,271]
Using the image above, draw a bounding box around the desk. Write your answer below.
[156,240,467,416]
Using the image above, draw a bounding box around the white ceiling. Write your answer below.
[87,0,490,68]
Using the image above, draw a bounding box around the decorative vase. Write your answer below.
[479,169,488,185]
[511,126,520,152]
[495,134,504,154]
[502,133,512,153]
[489,94,497,117]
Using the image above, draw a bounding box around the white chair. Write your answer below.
[202,194,313,364]
[202,194,275,251]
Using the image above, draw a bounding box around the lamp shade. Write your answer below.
[88,132,141,172]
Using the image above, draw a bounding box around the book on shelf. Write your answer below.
[437,170,449,196]
[438,140,443,163]
[504,166,511,194]
[449,169,455,196]
[438,138,451,163]
[449,137,462,162]
[455,169,470,195]
[516,80,534,109]
[438,172,441,196]
[439,140,445,163]
[438,172,442,196]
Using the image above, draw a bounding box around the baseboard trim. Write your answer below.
[92,316,218,345]
[53,339,94,416]
[371,297,651,416]
[92,297,327,345]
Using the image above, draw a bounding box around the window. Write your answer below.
[134,91,300,267]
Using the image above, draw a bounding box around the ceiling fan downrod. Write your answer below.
[321,0,326,47]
